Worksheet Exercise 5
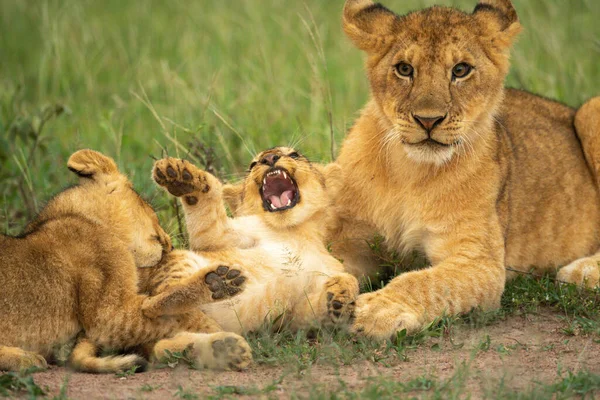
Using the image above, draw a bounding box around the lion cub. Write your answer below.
[0,150,251,372]
[329,0,600,341]
[141,147,359,333]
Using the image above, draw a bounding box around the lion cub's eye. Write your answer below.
[394,63,414,78]
[452,63,473,79]
[288,152,300,159]
[248,161,257,171]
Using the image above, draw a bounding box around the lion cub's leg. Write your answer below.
[0,346,47,371]
[557,253,600,289]
[153,158,242,252]
[139,250,248,318]
[141,264,247,318]
[151,332,252,371]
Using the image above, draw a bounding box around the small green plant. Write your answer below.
[502,274,600,335]
[477,335,492,352]
[550,369,600,398]
[140,384,161,392]
[156,347,196,369]
[174,385,199,400]
[495,344,512,355]
[0,368,45,399]
[114,365,139,378]
[52,376,70,400]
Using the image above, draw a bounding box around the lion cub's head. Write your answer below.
[343,0,521,165]
[64,149,172,267]
[230,147,341,229]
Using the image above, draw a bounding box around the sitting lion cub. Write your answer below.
[329,0,600,341]
[0,150,251,372]
[138,147,359,333]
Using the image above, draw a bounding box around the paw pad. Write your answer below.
[211,335,252,371]
[153,159,210,199]
[326,292,357,324]
[205,265,246,300]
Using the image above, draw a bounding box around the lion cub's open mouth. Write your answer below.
[260,167,299,212]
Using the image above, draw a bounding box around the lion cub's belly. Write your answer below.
[193,221,332,333]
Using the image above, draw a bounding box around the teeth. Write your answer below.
[263,178,267,185]
[266,169,288,178]
[286,199,291,206]
[270,203,276,210]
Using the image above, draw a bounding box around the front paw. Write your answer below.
[324,274,359,324]
[209,332,253,371]
[152,332,252,371]
[557,257,600,289]
[204,265,247,300]
[350,291,422,341]
[153,158,211,205]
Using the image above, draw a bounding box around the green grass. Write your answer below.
[0,368,46,399]
[1,0,599,398]
[1,0,599,234]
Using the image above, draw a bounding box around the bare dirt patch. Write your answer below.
[8,309,600,399]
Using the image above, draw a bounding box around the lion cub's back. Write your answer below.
[0,234,81,356]
[501,89,600,270]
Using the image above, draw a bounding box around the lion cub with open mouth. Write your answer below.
[141,147,358,333]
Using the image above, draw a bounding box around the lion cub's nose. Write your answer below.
[413,114,446,134]
[261,153,280,166]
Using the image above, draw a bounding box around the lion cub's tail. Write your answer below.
[575,97,600,186]
[68,337,147,374]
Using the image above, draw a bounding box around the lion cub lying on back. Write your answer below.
[0,150,251,372]
[139,147,359,333]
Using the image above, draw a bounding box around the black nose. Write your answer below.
[413,114,446,134]
[261,153,280,166]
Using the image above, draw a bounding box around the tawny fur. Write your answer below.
[330,0,600,341]
[0,149,251,373]
[142,147,359,334]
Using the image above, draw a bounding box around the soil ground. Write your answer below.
[13,308,600,399]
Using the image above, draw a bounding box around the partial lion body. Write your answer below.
[143,149,359,334]
[331,0,600,340]
[335,91,600,276]
[144,225,351,333]
[499,90,600,272]
[0,150,252,372]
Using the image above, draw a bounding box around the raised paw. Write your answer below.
[153,158,211,205]
[210,332,253,371]
[205,265,247,300]
[557,257,600,289]
[324,274,360,325]
[350,291,422,341]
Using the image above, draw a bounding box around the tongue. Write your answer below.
[269,190,294,208]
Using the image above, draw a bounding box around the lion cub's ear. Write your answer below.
[473,0,522,47]
[342,0,400,54]
[67,149,119,181]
